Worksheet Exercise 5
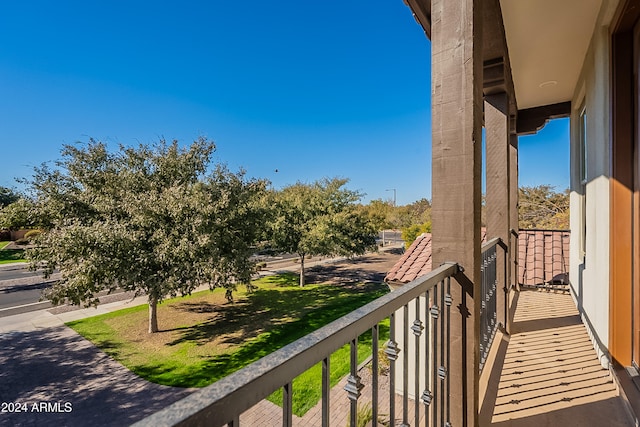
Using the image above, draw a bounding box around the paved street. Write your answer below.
[0,282,50,310]
[0,264,59,314]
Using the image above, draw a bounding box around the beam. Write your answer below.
[516,102,571,135]
[481,0,517,118]
[404,0,431,38]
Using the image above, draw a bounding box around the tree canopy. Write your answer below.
[518,185,569,229]
[269,178,377,286]
[0,186,19,208]
[27,138,267,332]
[0,198,39,230]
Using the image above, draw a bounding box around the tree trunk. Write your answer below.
[299,254,305,287]
[148,295,159,333]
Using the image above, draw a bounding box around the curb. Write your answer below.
[0,300,53,317]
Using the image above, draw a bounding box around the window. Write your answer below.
[579,105,587,184]
[579,104,587,259]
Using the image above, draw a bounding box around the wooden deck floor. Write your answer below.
[482,288,632,427]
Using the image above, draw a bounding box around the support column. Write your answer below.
[510,134,519,296]
[485,92,510,332]
[431,0,483,425]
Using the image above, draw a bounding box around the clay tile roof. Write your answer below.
[384,232,433,284]
[385,229,487,284]
[385,229,570,286]
[518,229,570,286]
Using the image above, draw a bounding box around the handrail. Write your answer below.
[482,236,507,252]
[133,262,463,427]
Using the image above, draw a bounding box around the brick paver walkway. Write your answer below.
[0,326,193,426]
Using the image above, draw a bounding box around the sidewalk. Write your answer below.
[0,293,152,333]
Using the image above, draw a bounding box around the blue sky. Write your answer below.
[0,1,569,205]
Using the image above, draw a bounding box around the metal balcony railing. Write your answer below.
[133,262,473,427]
[479,237,507,372]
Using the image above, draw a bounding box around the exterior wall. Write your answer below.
[9,229,27,241]
[389,291,430,399]
[569,0,620,368]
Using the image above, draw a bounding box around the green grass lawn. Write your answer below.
[0,242,26,264]
[67,272,390,416]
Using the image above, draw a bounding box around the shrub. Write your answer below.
[15,238,29,245]
[347,403,389,427]
[24,229,42,239]
[401,221,432,247]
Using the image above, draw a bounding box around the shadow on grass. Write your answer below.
[138,282,389,388]
[306,264,387,285]
[169,281,384,346]
[0,248,25,263]
[261,271,299,287]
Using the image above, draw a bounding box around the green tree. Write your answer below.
[401,221,432,247]
[358,199,394,232]
[269,178,377,287]
[518,185,569,229]
[0,198,38,230]
[0,186,19,208]
[26,138,267,333]
[386,198,431,230]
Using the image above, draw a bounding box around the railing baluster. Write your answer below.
[431,281,439,427]
[322,357,330,427]
[503,240,509,332]
[412,297,423,426]
[372,325,379,427]
[446,276,452,426]
[283,382,292,427]
[440,279,446,425]
[481,250,487,367]
[386,312,398,426]
[421,288,432,427]
[461,271,470,427]
[402,304,409,427]
[345,338,363,427]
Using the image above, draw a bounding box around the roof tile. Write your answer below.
[385,229,570,286]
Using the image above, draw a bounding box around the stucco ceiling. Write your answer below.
[500,0,602,110]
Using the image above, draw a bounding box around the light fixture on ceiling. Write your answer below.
[539,80,558,88]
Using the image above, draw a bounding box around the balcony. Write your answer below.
[133,239,633,427]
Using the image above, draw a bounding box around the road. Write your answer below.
[0,241,405,317]
[0,282,51,310]
[0,265,58,316]
[0,266,40,281]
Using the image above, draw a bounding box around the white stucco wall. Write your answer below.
[569,0,620,368]
[390,291,430,399]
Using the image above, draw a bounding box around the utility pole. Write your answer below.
[384,188,397,246]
